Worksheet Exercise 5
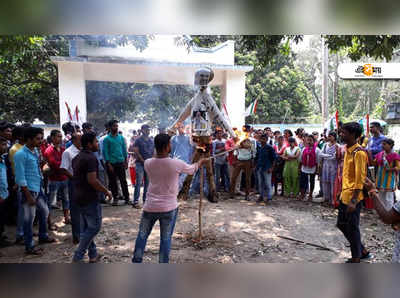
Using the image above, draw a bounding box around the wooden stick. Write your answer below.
[277,235,337,253]
[198,164,204,241]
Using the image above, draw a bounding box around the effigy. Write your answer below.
[169,67,236,203]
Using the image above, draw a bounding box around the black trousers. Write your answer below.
[337,201,365,259]
[107,162,130,201]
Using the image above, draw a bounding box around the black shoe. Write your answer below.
[72,237,79,245]
[124,199,130,205]
[25,247,44,256]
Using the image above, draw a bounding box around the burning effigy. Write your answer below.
[169,67,236,203]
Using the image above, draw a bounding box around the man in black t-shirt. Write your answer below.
[71,132,112,263]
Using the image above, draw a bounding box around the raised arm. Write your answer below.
[169,98,195,132]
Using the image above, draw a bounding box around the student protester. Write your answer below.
[230,138,256,201]
[170,122,194,190]
[103,120,130,206]
[82,122,107,204]
[44,130,70,224]
[60,132,82,244]
[9,126,27,244]
[372,138,400,210]
[133,124,155,208]
[72,132,112,263]
[255,134,277,203]
[132,134,205,263]
[320,131,339,205]
[368,122,386,160]
[14,127,56,255]
[0,121,12,147]
[273,135,286,196]
[365,178,400,262]
[337,122,372,263]
[225,132,240,194]
[212,129,230,192]
[282,137,300,198]
[0,137,12,247]
[298,134,321,201]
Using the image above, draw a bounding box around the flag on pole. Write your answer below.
[222,102,230,123]
[325,111,339,131]
[73,105,81,125]
[244,99,258,117]
[65,102,73,122]
[366,114,370,137]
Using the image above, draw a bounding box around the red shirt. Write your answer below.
[44,145,67,181]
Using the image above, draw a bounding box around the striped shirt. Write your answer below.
[376,161,400,191]
[14,145,42,193]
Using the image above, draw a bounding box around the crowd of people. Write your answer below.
[1,117,400,263]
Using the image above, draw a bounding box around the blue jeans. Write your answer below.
[21,190,49,250]
[73,201,102,261]
[68,180,80,241]
[48,180,69,210]
[215,163,230,191]
[257,169,273,200]
[16,190,24,239]
[132,208,178,263]
[189,168,209,197]
[134,163,149,203]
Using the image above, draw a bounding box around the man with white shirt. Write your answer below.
[60,132,81,244]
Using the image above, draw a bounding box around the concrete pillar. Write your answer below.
[223,70,246,129]
[57,62,87,125]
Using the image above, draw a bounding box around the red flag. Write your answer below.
[65,102,73,121]
[366,114,370,137]
[335,110,339,130]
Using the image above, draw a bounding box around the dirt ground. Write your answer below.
[0,188,396,263]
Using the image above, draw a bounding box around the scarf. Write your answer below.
[302,142,317,168]
[375,150,400,166]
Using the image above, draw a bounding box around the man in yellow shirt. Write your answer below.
[8,125,26,244]
[338,122,372,263]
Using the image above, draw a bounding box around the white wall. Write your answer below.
[222,71,246,128]
[57,62,87,124]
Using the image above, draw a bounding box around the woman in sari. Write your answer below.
[282,137,300,198]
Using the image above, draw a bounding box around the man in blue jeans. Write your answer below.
[14,127,56,255]
[255,134,277,204]
[212,129,230,192]
[133,124,154,209]
[72,132,112,263]
[132,134,203,263]
[60,132,82,244]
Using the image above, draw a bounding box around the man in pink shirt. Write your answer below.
[132,133,205,263]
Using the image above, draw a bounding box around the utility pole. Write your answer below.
[321,36,329,124]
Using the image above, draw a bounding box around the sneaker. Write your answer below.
[361,252,374,261]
